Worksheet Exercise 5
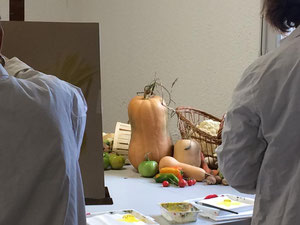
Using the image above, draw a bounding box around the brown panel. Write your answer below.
[9,0,25,21]
[1,21,107,203]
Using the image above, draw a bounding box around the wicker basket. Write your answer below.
[175,106,222,169]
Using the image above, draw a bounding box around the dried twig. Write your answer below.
[136,77,178,118]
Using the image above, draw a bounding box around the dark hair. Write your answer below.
[262,0,300,33]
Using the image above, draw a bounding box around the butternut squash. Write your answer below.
[159,156,207,181]
[128,95,172,170]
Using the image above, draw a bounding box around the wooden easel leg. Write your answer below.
[85,187,113,205]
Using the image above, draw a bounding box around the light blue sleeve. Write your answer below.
[216,66,267,194]
[71,87,88,158]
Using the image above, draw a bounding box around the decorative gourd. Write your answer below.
[173,139,201,167]
[128,95,172,170]
[159,156,206,181]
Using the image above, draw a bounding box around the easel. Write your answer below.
[8,0,112,205]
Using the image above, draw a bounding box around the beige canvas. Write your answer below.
[1,21,105,201]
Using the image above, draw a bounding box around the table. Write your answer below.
[86,166,254,225]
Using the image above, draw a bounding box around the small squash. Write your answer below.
[173,139,201,167]
[128,93,172,170]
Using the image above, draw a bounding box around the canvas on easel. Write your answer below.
[1,21,111,205]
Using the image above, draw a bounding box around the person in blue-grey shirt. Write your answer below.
[0,23,87,225]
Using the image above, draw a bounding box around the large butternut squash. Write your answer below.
[128,95,172,170]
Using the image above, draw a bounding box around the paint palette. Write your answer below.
[184,194,254,221]
[86,209,159,225]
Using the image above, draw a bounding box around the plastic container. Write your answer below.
[160,202,200,223]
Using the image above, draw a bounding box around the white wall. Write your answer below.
[0,0,8,20]
[1,0,261,141]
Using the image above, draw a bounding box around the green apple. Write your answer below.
[103,152,110,170]
[138,160,159,178]
[109,153,125,170]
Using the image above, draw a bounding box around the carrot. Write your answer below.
[201,152,212,174]
[211,169,219,176]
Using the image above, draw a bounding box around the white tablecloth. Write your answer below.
[86,166,254,225]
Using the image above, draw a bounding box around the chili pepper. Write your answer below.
[204,194,218,199]
[218,171,224,179]
[154,173,179,186]
[159,167,184,180]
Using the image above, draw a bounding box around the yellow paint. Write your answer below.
[217,199,241,207]
[118,214,141,223]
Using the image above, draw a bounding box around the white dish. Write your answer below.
[86,209,158,225]
[184,194,254,221]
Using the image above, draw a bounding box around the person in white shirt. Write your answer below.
[0,24,87,225]
[216,1,300,225]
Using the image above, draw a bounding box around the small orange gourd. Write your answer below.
[128,93,172,170]
[173,139,201,167]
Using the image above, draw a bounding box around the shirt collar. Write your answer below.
[3,57,31,76]
[0,64,9,80]
[280,26,300,45]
